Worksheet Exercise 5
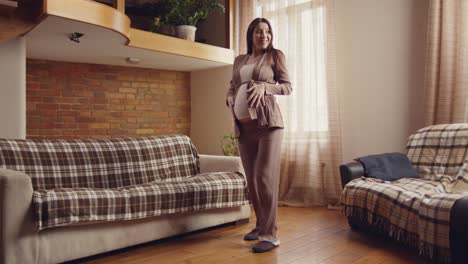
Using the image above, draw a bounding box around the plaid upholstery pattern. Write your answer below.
[342,177,465,263]
[33,172,249,230]
[442,161,468,194]
[406,123,468,181]
[0,135,200,190]
[451,160,468,194]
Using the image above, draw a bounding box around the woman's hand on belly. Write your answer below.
[247,82,266,108]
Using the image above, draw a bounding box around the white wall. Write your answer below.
[0,37,26,139]
[335,0,428,161]
[190,66,233,155]
[190,0,429,161]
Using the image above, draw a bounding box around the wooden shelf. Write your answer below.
[46,0,131,41]
[128,28,233,65]
[20,0,234,71]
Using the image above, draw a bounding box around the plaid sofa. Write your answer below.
[340,123,468,263]
[0,134,250,263]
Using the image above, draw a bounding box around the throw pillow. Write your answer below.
[355,152,419,181]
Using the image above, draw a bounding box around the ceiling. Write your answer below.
[26,16,229,72]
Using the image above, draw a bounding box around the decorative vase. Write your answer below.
[175,25,197,41]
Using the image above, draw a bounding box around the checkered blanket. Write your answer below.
[343,177,464,263]
[0,135,200,190]
[407,123,468,181]
[33,171,248,230]
[342,123,468,263]
[0,135,249,230]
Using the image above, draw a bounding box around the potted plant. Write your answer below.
[221,133,239,156]
[162,0,225,41]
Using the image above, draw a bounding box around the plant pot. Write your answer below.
[175,25,197,41]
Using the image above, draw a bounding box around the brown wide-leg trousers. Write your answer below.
[237,120,283,243]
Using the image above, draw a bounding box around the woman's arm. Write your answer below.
[226,55,241,98]
[264,50,292,95]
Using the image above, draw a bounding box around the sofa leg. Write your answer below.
[233,218,249,226]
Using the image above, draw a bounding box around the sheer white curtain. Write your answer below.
[254,0,342,206]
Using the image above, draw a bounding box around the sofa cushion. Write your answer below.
[406,123,468,181]
[33,171,249,230]
[342,177,465,262]
[0,135,200,190]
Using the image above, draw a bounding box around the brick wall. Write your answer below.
[26,59,190,139]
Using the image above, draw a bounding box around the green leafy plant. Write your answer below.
[127,0,224,32]
[221,133,239,156]
[162,0,225,26]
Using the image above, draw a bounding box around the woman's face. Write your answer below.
[252,22,271,51]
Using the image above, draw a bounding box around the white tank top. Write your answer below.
[234,63,256,120]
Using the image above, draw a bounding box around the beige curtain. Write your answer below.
[254,0,342,206]
[424,0,468,125]
[234,0,255,55]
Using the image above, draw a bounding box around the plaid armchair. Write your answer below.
[340,123,468,264]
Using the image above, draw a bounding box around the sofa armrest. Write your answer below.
[339,161,364,189]
[450,196,468,264]
[199,154,245,175]
[0,168,38,264]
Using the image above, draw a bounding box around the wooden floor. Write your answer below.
[69,207,427,264]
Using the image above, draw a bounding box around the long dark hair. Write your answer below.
[246,18,274,54]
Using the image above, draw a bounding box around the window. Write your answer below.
[255,0,329,133]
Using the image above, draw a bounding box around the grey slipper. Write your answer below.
[252,241,277,253]
[243,230,259,241]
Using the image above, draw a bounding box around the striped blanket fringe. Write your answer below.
[343,206,452,263]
